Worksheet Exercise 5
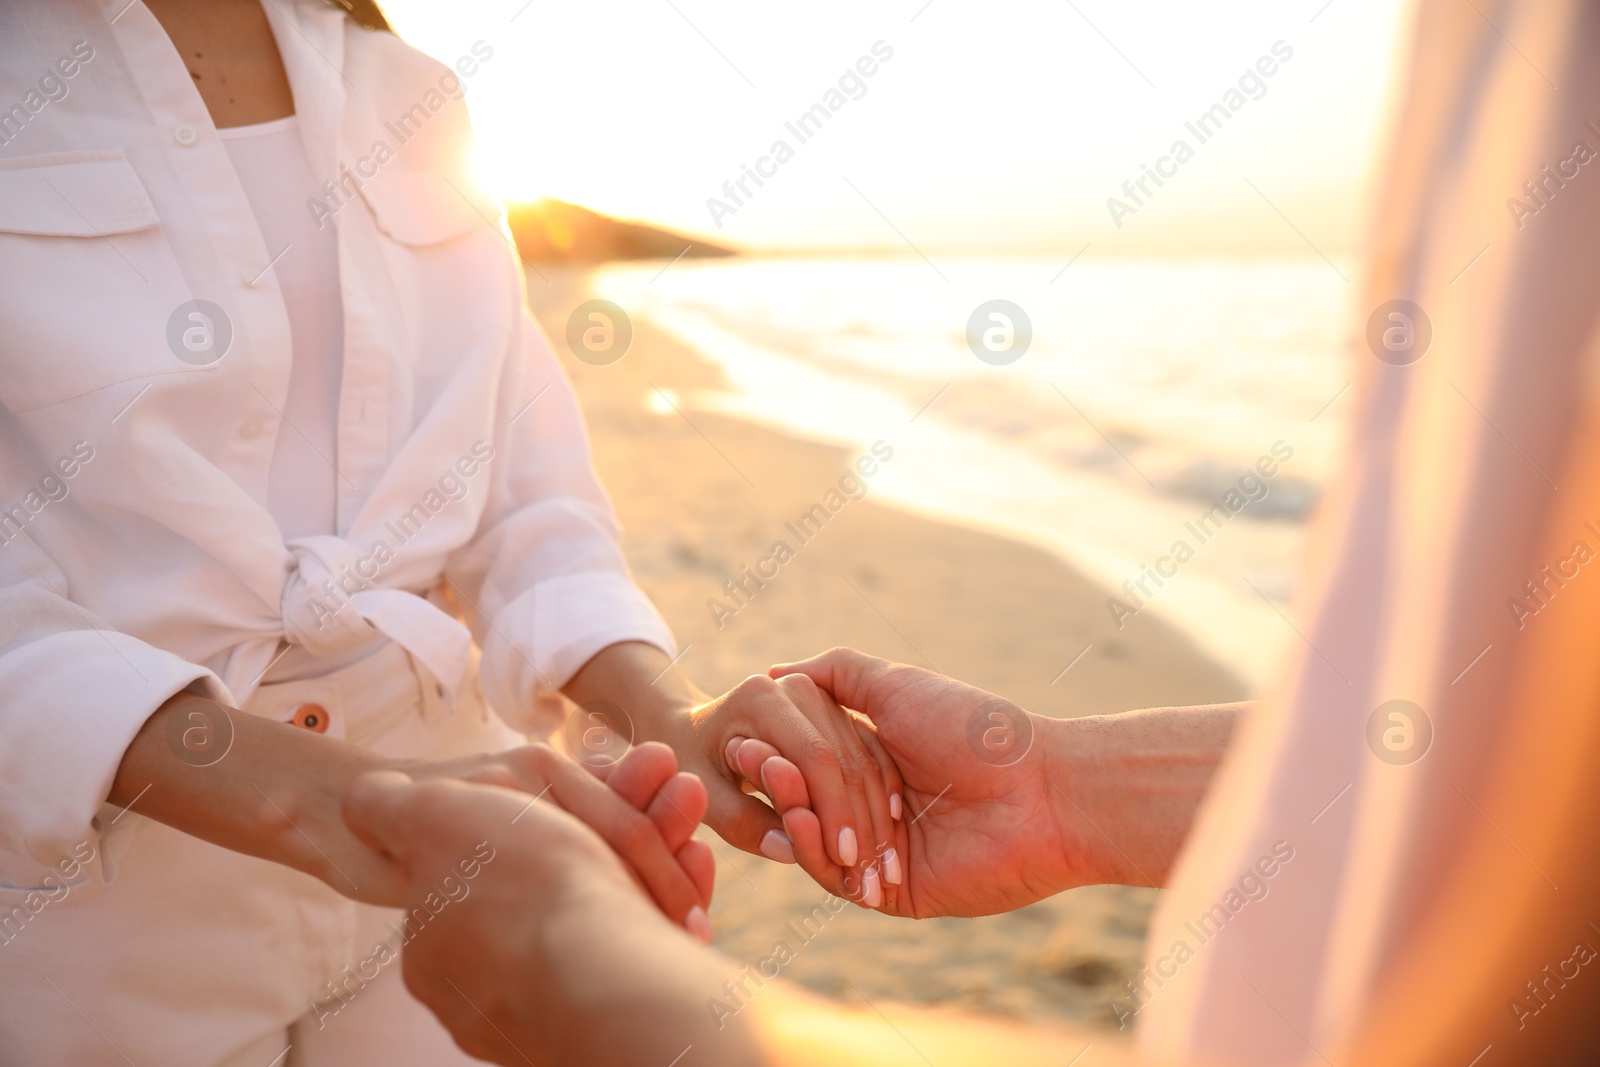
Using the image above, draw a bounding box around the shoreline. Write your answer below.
[525,264,1247,1029]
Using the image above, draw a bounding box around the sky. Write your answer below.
[378,0,1414,254]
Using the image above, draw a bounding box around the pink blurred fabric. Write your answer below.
[1141,1,1600,1062]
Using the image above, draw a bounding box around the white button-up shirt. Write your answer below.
[0,0,674,866]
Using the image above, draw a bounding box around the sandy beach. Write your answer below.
[526,266,1249,1033]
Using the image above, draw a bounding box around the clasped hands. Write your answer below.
[345,648,1095,939]
[331,650,1234,1065]
[337,649,1222,1065]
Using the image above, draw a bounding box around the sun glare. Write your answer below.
[473,141,541,207]
[383,0,1408,253]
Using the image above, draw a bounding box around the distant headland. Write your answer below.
[507,198,737,263]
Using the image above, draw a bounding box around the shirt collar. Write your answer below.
[258,0,348,185]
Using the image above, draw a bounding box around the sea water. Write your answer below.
[591,254,1356,691]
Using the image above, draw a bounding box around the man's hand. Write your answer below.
[761,650,1076,917]
[413,742,714,929]
[764,649,1242,916]
[340,772,764,1067]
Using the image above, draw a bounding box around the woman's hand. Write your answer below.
[650,675,908,910]
[109,692,713,937]
[561,642,906,909]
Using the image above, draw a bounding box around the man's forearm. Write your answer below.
[1047,702,1248,887]
[743,985,1132,1067]
[487,884,1125,1067]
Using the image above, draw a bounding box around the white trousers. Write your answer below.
[0,642,524,1067]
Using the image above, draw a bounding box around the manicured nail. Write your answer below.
[759,829,796,864]
[686,905,713,943]
[861,865,883,908]
[889,793,903,820]
[837,826,858,867]
[724,737,746,775]
[882,846,903,885]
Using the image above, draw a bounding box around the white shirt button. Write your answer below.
[173,124,199,146]
[239,417,263,439]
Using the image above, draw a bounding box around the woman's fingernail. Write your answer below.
[686,905,714,944]
[837,826,858,867]
[861,865,883,908]
[760,829,796,864]
[883,846,903,885]
[890,793,903,820]
[724,737,745,773]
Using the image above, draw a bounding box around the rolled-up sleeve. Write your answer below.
[0,537,225,866]
[445,303,675,725]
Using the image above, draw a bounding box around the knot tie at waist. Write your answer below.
[273,535,471,699]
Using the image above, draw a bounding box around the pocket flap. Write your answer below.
[356,167,501,246]
[0,152,160,237]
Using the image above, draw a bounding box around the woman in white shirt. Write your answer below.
[0,1,904,1063]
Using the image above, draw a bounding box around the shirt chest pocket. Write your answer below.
[355,166,499,247]
[351,167,519,382]
[0,152,197,413]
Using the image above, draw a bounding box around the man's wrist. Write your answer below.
[1044,704,1244,888]
[1040,714,1137,888]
